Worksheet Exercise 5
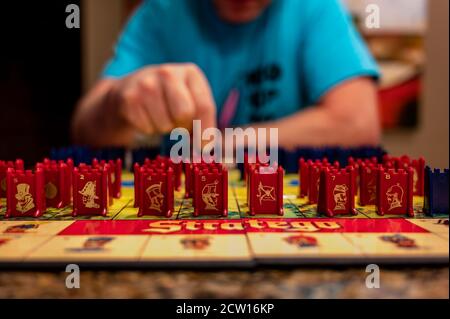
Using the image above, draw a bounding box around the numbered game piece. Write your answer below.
[0,159,24,199]
[298,158,328,198]
[193,165,228,217]
[424,166,449,216]
[72,166,109,217]
[5,167,46,218]
[248,165,283,216]
[138,167,174,218]
[317,166,357,217]
[359,164,380,206]
[37,161,71,208]
[376,167,414,217]
[383,155,425,196]
[308,161,339,204]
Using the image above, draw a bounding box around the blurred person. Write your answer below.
[72,0,380,151]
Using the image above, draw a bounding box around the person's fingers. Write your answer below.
[119,87,154,134]
[185,64,217,131]
[138,75,175,134]
[159,66,195,129]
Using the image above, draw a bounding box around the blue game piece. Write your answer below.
[424,166,449,216]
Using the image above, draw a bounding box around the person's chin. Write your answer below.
[220,11,260,24]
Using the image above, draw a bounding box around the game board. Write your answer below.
[0,170,448,268]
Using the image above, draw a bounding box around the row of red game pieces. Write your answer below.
[298,155,425,217]
[0,158,122,218]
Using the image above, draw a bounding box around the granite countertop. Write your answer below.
[0,267,448,299]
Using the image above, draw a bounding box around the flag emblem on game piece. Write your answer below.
[256,182,276,205]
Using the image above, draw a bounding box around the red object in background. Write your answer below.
[376,167,414,217]
[72,166,109,217]
[317,166,357,217]
[155,155,182,191]
[37,161,72,208]
[248,165,284,216]
[5,167,45,218]
[359,164,380,206]
[138,166,174,218]
[0,159,24,199]
[193,164,228,217]
[378,76,421,129]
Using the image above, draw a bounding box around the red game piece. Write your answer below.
[138,166,174,218]
[0,159,24,199]
[248,165,283,216]
[155,155,183,191]
[317,166,357,217]
[298,158,328,198]
[376,167,414,217]
[193,164,228,217]
[308,161,339,204]
[72,166,109,217]
[359,164,379,206]
[383,155,425,196]
[37,161,71,208]
[92,158,122,199]
[184,163,195,198]
[5,167,45,218]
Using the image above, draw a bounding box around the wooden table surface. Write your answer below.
[1,267,448,299]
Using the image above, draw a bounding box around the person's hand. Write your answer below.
[110,63,217,135]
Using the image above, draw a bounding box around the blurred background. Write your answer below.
[0,0,448,167]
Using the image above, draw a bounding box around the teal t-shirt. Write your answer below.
[103,0,379,131]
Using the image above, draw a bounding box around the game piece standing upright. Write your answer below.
[383,155,425,196]
[138,166,174,218]
[376,167,414,217]
[92,158,122,199]
[0,159,24,199]
[193,163,228,217]
[248,165,284,216]
[298,158,328,198]
[317,166,357,217]
[72,165,109,217]
[5,167,46,218]
[38,161,72,208]
[424,166,449,216]
[359,164,380,206]
[308,161,339,204]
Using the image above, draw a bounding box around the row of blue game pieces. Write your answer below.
[50,145,387,174]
